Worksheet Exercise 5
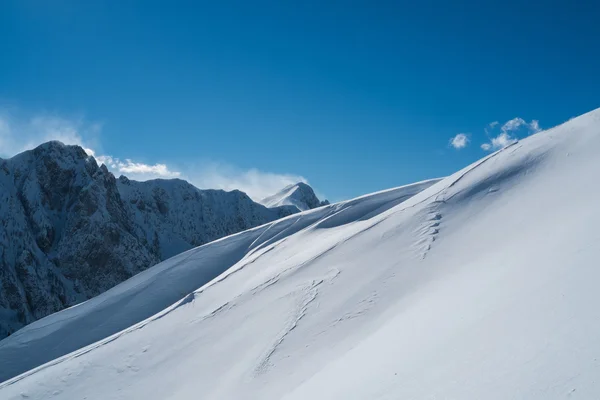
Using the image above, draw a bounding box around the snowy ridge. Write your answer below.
[260,182,329,211]
[2,108,600,399]
[116,176,297,260]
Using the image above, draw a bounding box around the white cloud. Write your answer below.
[501,117,541,134]
[501,117,526,132]
[480,132,517,151]
[94,155,299,200]
[118,160,178,177]
[100,156,181,180]
[92,156,305,199]
[481,117,542,151]
[0,108,309,199]
[0,111,100,158]
[449,133,470,149]
[0,108,180,180]
[187,162,307,201]
[484,121,499,137]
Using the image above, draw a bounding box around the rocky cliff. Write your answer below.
[0,141,311,338]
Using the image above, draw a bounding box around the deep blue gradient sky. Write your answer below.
[1,0,599,200]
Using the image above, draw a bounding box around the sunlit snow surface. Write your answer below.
[260,181,326,211]
[1,109,600,399]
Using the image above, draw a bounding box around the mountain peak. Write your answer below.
[0,141,302,343]
[4,141,95,170]
[31,140,88,159]
[260,182,328,211]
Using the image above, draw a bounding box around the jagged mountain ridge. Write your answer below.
[0,141,308,338]
[116,176,299,260]
[260,181,329,211]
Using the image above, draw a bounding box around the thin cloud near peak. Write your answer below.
[0,108,307,200]
[94,154,181,180]
[0,108,181,180]
[0,111,101,158]
[186,162,308,201]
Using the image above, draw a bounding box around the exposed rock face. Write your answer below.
[116,177,296,260]
[0,142,297,338]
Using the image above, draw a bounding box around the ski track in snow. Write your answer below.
[333,291,379,324]
[253,268,340,376]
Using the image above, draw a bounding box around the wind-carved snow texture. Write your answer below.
[0,142,327,339]
[3,108,600,399]
[413,206,442,259]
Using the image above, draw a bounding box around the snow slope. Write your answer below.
[1,108,600,399]
[0,178,438,383]
[260,181,329,211]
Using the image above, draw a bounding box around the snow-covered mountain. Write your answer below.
[2,108,600,399]
[0,142,300,338]
[116,176,298,261]
[260,182,329,211]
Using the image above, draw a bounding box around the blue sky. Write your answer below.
[1,1,599,201]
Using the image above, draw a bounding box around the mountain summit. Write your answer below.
[0,142,298,338]
[260,182,329,211]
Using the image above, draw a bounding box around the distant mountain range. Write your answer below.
[0,141,325,338]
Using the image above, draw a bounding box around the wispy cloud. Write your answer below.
[86,150,181,180]
[449,133,470,149]
[114,160,180,178]
[501,117,526,132]
[0,109,179,180]
[480,133,516,151]
[0,111,100,158]
[481,117,542,151]
[0,108,306,200]
[187,162,307,201]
